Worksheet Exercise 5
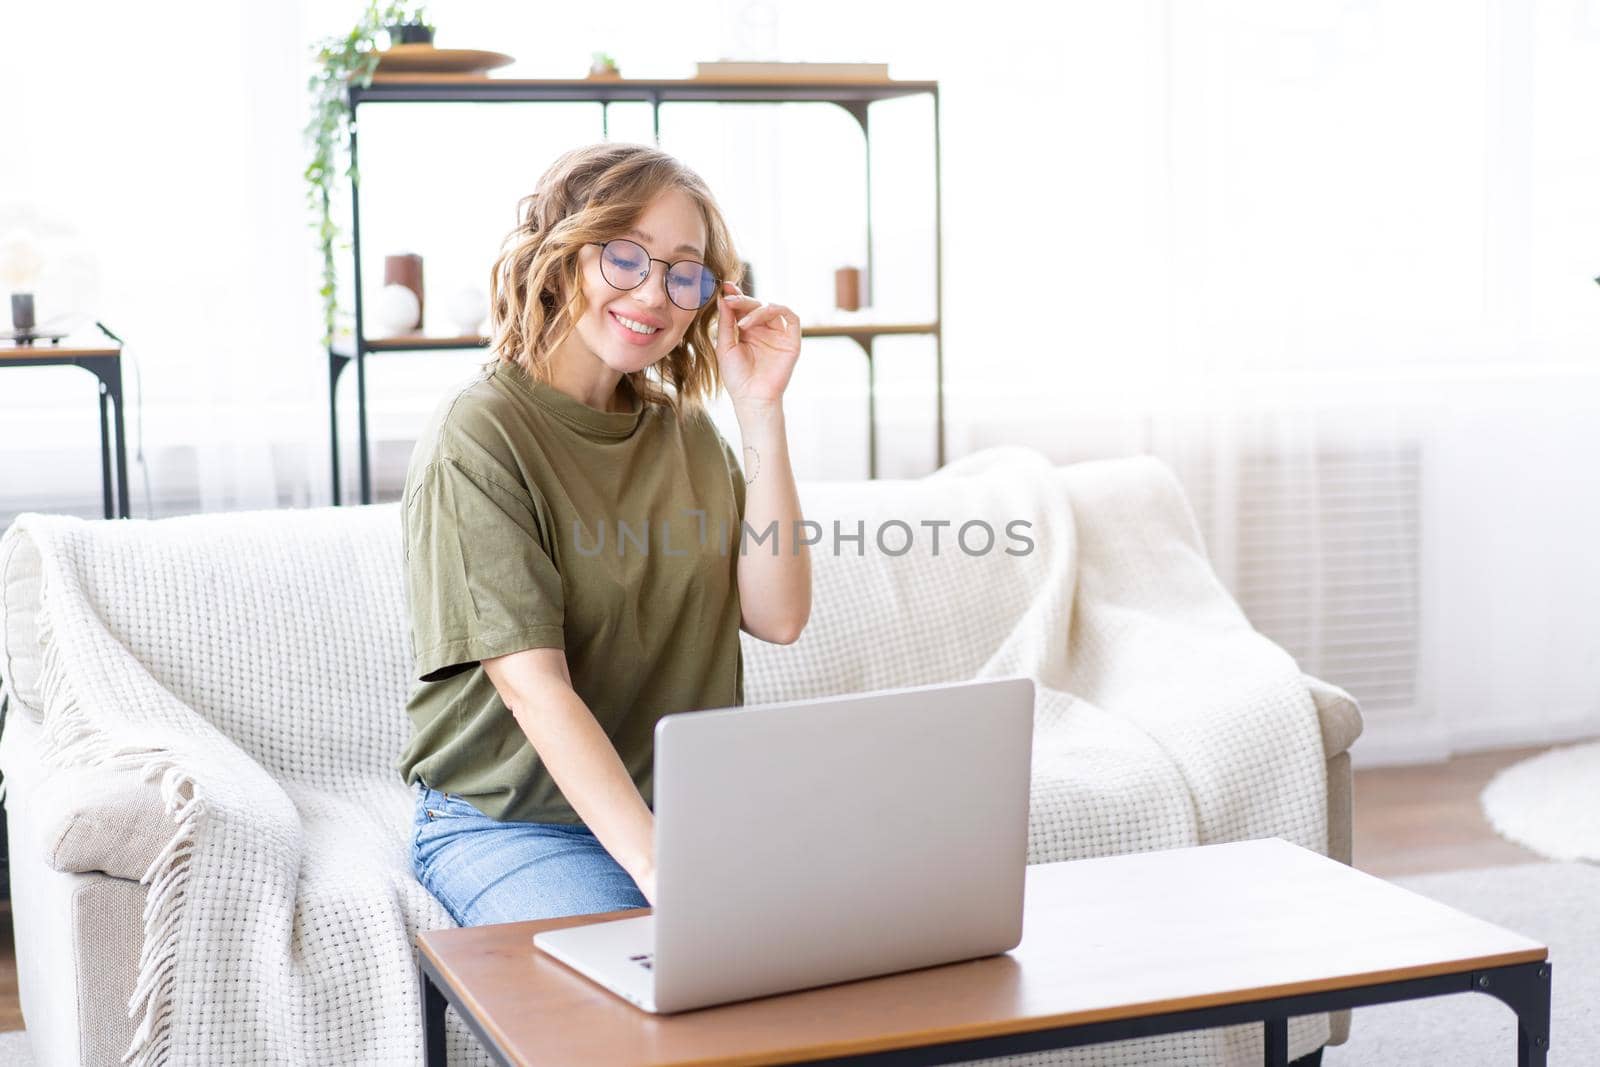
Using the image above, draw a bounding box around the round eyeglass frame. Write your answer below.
[587,239,720,311]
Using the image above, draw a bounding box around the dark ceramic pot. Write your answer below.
[387,23,434,45]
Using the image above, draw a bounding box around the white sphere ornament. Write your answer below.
[374,283,421,335]
[447,285,488,336]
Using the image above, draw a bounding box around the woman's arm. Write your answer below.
[732,399,811,644]
[717,282,811,645]
[481,647,657,905]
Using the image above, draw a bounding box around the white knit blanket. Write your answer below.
[0,446,1329,1065]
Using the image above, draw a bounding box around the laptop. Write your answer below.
[532,675,1035,1014]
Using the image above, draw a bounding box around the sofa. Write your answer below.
[0,447,1362,1066]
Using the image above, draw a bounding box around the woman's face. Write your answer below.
[570,187,709,379]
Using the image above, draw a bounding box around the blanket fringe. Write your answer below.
[32,592,200,1067]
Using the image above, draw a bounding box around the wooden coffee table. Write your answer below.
[416,837,1551,1066]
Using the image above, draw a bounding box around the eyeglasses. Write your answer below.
[588,239,719,311]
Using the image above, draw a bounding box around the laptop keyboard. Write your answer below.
[629,952,654,971]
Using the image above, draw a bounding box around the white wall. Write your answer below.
[4,0,1599,763]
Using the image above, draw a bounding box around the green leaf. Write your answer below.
[305,2,422,350]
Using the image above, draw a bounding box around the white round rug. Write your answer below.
[1481,741,1600,862]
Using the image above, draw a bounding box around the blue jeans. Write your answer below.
[410,783,649,927]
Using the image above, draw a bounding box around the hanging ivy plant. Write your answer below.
[304,1,433,348]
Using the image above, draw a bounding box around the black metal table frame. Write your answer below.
[3,350,129,519]
[418,955,1551,1067]
[331,78,944,504]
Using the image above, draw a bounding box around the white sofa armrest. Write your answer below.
[1302,672,1364,759]
[30,763,173,882]
[0,521,46,721]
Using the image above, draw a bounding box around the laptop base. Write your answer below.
[533,914,658,1012]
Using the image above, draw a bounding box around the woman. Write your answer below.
[397,142,811,925]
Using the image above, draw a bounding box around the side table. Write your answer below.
[0,341,130,519]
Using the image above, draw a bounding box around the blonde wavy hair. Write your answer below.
[486,143,742,418]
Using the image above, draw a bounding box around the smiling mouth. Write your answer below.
[610,310,662,336]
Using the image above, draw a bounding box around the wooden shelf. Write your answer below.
[330,71,943,500]
[0,340,119,360]
[804,321,938,341]
[332,334,488,357]
[355,76,936,106]
[333,322,937,358]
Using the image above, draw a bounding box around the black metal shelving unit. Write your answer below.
[329,75,943,505]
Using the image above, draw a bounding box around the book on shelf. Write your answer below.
[694,60,890,82]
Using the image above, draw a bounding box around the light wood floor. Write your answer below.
[1349,745,1548,878]
[0,746,1556,1032]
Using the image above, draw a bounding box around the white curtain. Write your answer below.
[4,0,1598,760]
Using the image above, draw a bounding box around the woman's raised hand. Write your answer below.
[715,281,800,412]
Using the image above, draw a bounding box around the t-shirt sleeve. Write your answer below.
[403,457,566,683]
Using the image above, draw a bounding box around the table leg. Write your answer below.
[96,379,113,520]
[865,339,876,480]
[329,352,347,507]
[1470,962,1551,1067]
[1511,966,1551,1067]
[108,362,129,518]
[419,959,448,1067]
[1262,1017,1288,1066]
[355,348,371,505]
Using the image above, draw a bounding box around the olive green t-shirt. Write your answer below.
[394,358,746,824]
